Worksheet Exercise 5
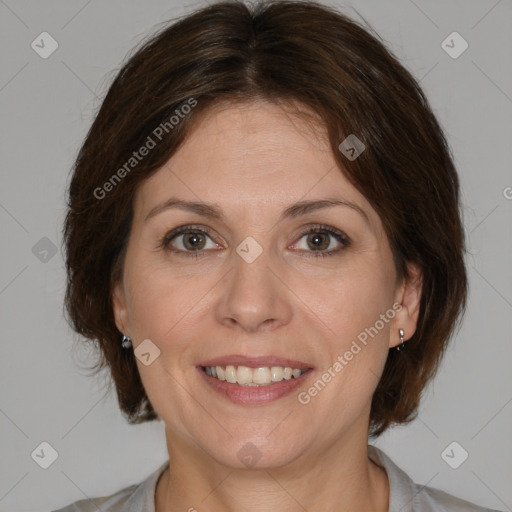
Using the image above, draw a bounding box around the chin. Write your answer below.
[200,432,308,470]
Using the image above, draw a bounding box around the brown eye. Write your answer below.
[181,232,207,250]
[306,232,330,251]
[292,225,350,258]
[161,225,220,256]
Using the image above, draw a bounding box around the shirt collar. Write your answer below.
[368,444,418,512]
[140,446,418,512]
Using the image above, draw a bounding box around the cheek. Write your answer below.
[299,287,393,435]
[299,259,393,341]
[123,254,215,351]
[296,258,394,401]
[122,259,209,419]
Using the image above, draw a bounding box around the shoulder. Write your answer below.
[50,485,135,512]
[51,460,169,512]
[414,483,503,512]
[368,444,504,512]
[53,485,137,512]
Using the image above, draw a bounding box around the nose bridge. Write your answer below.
[232,237,273,297]
[215,235,291,332]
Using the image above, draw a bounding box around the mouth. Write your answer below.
[197,355,314,405]
[200,364,308,386]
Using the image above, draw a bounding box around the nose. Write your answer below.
[215,243,293,333]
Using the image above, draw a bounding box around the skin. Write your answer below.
[113,99,422,512]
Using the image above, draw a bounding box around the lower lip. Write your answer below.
[197,367,313,405]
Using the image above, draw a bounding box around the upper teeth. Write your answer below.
[204,365,305,386]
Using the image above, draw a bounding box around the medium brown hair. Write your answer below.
[63,0,467,437]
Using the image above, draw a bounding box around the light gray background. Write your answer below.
[0,0,511,511]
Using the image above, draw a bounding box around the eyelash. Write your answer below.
[159,224,351,259]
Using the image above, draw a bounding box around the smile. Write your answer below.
[202,365,307,386]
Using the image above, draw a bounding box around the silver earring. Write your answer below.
[121,334,132,349]
[397,328,405,351]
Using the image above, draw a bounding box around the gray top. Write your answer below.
[52,445,502,511]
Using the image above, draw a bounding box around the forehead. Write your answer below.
[134,100,381,232]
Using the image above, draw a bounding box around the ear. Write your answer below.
[112,280,130,336]
[389,262,423,349]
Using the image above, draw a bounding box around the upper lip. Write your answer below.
[198,354,313,370]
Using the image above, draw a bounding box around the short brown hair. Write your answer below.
[63,0,468,437]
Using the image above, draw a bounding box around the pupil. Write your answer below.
[308,233,328,251]
[185,233,204,250]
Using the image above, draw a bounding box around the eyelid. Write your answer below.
[160,224,221,254]
[291,223,349,243]
[289,224,350,257]
[162,224,217,243]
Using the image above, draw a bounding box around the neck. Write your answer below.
[155,428,389,512]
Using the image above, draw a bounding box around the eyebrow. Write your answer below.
[144,197,370,226]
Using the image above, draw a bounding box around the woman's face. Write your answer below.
[113,100,420,469]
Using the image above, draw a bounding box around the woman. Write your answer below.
[54,1,503,511]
